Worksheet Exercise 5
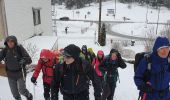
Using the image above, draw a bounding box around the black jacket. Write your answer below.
[51,58,102,100]
[0,36,32,79]
[99,55,126,85]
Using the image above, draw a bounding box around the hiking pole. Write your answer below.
[21,64,26,81]
[138,95,141,100]
[33,82,37,100]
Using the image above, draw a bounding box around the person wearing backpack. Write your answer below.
[31,49,58,100]
[0,36,33,100]
[88,48,96,60]
[92,50,104,86]
[51,44,102,100]
[100,49,126,100]
[134,37,170,100]
[81,45,93,63]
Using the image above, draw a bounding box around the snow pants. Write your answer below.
[63,89,89,100]
[8,77,31,100]
[101,82,116,100]
[43,82,51,100]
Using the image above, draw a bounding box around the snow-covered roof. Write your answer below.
[23,36,57,64]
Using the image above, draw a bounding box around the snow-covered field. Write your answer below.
[54,1,170,23]
[54,0,170,37]
[1,0,170,100]
[111,23,165,37]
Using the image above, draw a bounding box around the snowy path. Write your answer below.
[0,63,139,100]
[107,24,147,40]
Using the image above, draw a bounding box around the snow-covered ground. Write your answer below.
[0,20,140,99]
[54,1,170,23]
[0,20,141,99]
[54,0,170,37]
[1,0,170,100]
[111,23,165,37]
[23,36,58,64]
[0,64,138,100]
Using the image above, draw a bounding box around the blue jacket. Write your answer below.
[134,37,170,100]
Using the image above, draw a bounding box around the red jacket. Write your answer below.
[92,58,103,77]
[32,49,58,84]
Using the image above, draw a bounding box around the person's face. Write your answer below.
[157,47,169,58]
[98,55,103,59]
[64,56,75,64]
[7,40,15,48]
[82,48,87,53]
[111,53,117,60]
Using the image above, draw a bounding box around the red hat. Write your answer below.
[97,50,104,56]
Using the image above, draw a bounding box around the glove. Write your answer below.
[19,59,26,65]
[31,77,37,84]
[117,52,122,60]
[139,84,154,93]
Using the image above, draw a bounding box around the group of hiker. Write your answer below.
[0,35,170,100]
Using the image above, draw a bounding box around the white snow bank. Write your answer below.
[112,23,165,37]
[23,36,58,64]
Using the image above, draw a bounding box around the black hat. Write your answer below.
[82,45,87,53]
[63,44,81,59]
[4,35,18,46]
[110,48,118,55]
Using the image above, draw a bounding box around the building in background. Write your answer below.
[0,0,52,46]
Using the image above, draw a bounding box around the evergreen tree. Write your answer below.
[100,23,106,46]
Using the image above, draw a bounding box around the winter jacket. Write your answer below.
[82,52,93,63]
[88,48,96,59]
[134,37,170,100]
[99,49,126,85]
[32,49,57,84]
[92,58,103,77]
[51,58,102,100]
[0,36,32,79]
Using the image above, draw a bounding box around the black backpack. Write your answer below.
[134,52,152,82]
[57,58,90,86]
[134,52,151,72]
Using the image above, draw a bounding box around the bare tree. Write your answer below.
[143,27,156,52]
[111,41,123,54]
[23,43,39,72]
[160,24,170,41]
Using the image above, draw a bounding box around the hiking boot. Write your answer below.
[26,93,33,100]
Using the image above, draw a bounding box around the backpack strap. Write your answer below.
[142,53,152,82]
[16,45,23,58]
[144,53,152,71]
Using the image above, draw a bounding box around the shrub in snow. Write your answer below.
[127,4,132,9]
[143,27,156,52]
[122,49,135,59]
[160,24,170,41]
[23,43,39,73]
[111,41,123,54]
[121,40,130,47]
